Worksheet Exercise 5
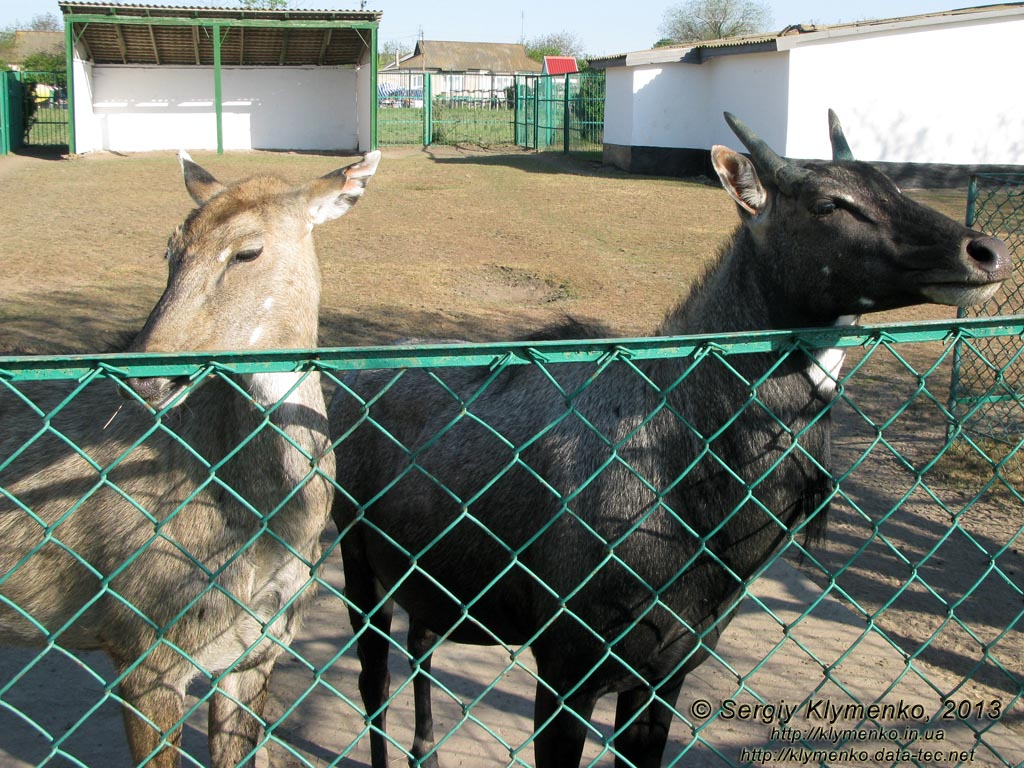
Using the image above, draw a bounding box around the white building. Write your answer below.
[590,4,1024,183]
[59,2,381,155]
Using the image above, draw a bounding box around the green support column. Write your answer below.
[423,72,432,146]
[213,23,223,155]
[1,72,10,155]
[65,21,76,154]
[563,73,570,154]
[369,25,378,151]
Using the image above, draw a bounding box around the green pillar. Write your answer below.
[369,24,378,151]
[213,23,223,155]
[563,73,570,154]
[423,72,432,146]
[65,21,76,154]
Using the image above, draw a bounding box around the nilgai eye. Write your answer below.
[812,200,837,217]
[234,247,263,263]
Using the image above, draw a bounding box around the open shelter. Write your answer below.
[59,2,381,154]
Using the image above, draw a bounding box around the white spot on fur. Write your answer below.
[249,372,304,407]
[249,326,264,345]
[218,248,231,263]
[808,315,858,394]
[262,297,275,311]
[809,348,846,393]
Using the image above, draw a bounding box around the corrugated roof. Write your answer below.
[589,2,1024,66]
[59,3,381,22]
[391,40,542,73]
[59,3,380,66]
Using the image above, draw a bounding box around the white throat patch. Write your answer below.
[808,315,859,394]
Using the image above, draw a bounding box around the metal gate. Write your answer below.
[18,70,69,149]
[0,69,67,154]
[515,73,604,154]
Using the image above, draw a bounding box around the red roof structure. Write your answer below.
[542,55,579,75]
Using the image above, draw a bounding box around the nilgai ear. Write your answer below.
[711,145,767,216]
[304,150,382,226]
[179,150,226,205]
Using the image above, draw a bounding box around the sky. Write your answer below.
[3,0,975,57]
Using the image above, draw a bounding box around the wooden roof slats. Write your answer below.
[61,4,378,66]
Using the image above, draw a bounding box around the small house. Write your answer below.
[589,4,1024,184]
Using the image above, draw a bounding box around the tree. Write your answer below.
[523,31,585,63]
[22,51,66,78]
[380,39,412,65]
[659,0,772,44]
[27,13,63,32]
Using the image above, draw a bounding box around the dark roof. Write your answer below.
[589,2,1024,67]
[390,40,541,73]
[58,3,380,66]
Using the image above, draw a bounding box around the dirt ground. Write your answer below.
[0,146,1020,766]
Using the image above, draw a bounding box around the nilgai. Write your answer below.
[330,113,1009,767]
[0,150,380,766]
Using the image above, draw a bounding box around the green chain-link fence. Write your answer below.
[2,318,1022,767]
[950,175,1024,478]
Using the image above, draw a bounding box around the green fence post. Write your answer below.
[513,75,520,146]
[532,77,538,150]
[563,73,570,154]
[213,23,224,155]
[65,21,76,154]
[423,72,432,146]
[0,71,9,155]
[369,24,378,151]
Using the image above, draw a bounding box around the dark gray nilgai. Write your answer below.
[0,150,380,767]
[330,113,1009,768]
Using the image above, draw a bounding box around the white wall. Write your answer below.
[77,65,360,153]
[604,11,1024,167]
[70,43,99,153]
[784,16,1024,164]
[602,52,789,152]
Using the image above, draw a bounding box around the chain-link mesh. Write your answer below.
[950,175,1024,482]
[1,319,1022,767]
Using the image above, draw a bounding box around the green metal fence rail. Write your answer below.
[950,175,1024,474]
[2,317,1022,767]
